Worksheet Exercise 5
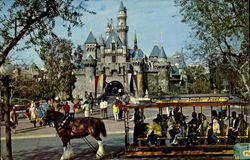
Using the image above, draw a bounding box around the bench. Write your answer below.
[197,127,209,144]
[176,127,189,144]
[237,126,249,142]
[138,136,171,146]
[137,137,148,146]
[217,124,229,144]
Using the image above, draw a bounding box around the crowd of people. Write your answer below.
[8,91,131,133]
[132,106,249,146]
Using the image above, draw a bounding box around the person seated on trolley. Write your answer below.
[170,121,186,145]
[211,110,218,120]
[188,112,199,145]
[169,114,187,145]
[208,118,221,144]
[146,118,162,145]
[161,114,169,137]
[228,111,239,144]
[173,106,181,122]
[197,113,209,136]
[237,113,248,136]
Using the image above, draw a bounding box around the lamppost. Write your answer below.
[0,60,14,160]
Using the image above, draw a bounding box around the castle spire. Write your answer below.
[134,30,138,50]
[119,1,126,11]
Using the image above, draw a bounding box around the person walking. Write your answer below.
[10,106,18,133]
[118,100,123,120]
[81,100,91,117]
[74,95,80,113]
[100,99,108,119]
[25,102,31,120]
[102,99,108,119]
[29,102,37,128]
[53,100,59,112]
[63,102,70,116]
[100,99,104,118]
[112,99,119,121]
[37,103,44,126]
[88,92,94,114]
[84,91,89,99]
[43,101,50,112]
[69,101,75,119]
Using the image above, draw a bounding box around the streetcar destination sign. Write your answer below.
[156,98,228,104]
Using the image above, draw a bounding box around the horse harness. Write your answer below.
[58,115,72,131]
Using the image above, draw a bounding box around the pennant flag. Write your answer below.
[95,76,99,92]
[137,74,142,90]
[128,73,132,87]
[99,74,103,89]
[133,75,138,91]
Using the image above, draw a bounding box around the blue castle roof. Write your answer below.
[105,30,123,49]
[149,45,160,57]
[85,32,97,44]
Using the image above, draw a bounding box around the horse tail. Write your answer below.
[100,120,107,137]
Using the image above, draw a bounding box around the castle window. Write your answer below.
[112,42,115,51]
[112,56,116,63]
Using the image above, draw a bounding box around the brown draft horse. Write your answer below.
[43,110,107,159]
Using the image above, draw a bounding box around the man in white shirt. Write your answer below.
[100,99,108,119]
[68,101,75,119]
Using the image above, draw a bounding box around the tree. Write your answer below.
[0,0,95,66]
[73,45,84,69]
[38,38,75,100]
[184,65,211,94]
[175,0,249,96]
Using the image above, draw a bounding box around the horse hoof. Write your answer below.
[96,154,104,159]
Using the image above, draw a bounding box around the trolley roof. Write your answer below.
[125,94,249,108]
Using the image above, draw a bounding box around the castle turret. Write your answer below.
[105,19,113,40]
[99,35,105,58]
[85,31,97,59]
[117,1,128,46]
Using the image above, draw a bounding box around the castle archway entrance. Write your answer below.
[105,81,124,96]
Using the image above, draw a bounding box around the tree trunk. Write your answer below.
[2,76,13,160]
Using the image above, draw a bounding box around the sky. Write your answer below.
[10,0,192,66]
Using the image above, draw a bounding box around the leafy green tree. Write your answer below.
[175,0,249,96]
[0,0,95,66]
[184,65,211,94]
[38,38,75,100]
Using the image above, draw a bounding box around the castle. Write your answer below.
[73,2,186,98]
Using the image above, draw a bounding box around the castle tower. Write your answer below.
[85,31,97,59]
[105,19,113,40]
[117,1,128,46]
[99,35,105,58]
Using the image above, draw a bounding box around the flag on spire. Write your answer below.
[134,30,138,51]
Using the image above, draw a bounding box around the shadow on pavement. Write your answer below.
[16,126,45,134]
[7,136,125,160]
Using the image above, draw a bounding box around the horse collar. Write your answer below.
[58,115,70,130]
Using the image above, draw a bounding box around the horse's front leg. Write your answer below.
[62,137,68,152]
[60,138,74,160]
